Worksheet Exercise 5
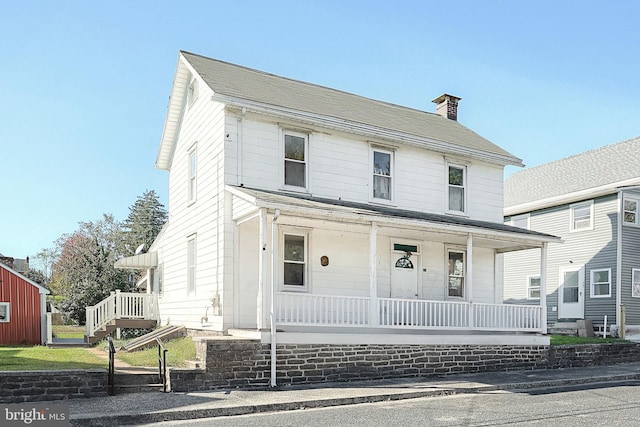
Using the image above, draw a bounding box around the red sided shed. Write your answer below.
[0,263,49,345]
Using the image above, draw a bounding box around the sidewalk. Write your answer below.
[54,361,640,426]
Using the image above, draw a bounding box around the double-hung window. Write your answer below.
[448,164,466,213]
[570,201,593,231]
[447,250,465,298]
[372,148,392,201]
[590,268,611,298]
[623,196,639,226]
[283,232,308,291]
[187,236,197,294]
[527,275,541,300]
[0,302,9,322]
[188,147,197,204]
[284,132,307,189]
[632,269,640,298]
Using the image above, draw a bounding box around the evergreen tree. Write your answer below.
[122,190,168,255]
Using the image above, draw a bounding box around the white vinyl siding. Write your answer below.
[590,268,611,298]
[570,200,593,232]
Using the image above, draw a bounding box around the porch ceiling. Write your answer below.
[227,185,561,253]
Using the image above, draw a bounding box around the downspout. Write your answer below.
[467,234,474,328]
[540,243,548,334]
[616,190,623,331]
[270,209,281,387]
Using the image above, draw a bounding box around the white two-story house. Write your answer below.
[114,51,558,349]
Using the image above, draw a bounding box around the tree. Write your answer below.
[121,190,167,255]
[52,214,132,324]
[24,268,49,290]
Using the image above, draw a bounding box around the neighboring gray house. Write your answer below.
[503,136,640,333]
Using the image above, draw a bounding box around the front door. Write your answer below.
[390,244,419,299]
[559,265,584,319]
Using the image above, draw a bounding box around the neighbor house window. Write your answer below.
[623,196,639,226]
[512,214,530,230]
[188,147,197,204]
[528,275,541,300]
[447,250,465,298]
[590,268,611,298]
[633,269,640,298]
[448,164,466,213]
[570,201,593,231]
[283,233,308,291]
[284,132,307,189]
[187,236,197,294]
[0,302,9,322]
[372,148,392,201]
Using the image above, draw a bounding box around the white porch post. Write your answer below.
[257,208,267,330]
[270,209,281,387]
[467,234,474,328]
[540,242,548,334]
[369,222,378,327]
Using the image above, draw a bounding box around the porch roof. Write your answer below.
[227,186,560,252]
[114,252,158,269]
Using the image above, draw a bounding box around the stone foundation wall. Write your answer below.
[0,369,107,403]
[548,343,640,368]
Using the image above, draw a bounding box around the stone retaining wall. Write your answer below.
[0,369,107,403]
[169,340,640,392]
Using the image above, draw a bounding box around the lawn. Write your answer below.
[106,336,196,368]
[52,324,85,339]
[0,346,107,371]
[550,335,625,345]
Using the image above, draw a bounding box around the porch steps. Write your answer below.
[114,367,164,394]
[549,321,578,336]
[119,325,186,352]
[85,318,158,344]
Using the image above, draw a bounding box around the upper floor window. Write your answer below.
[448,164,466,213]
[570,201,593,232]
[372,148,392,201]
[283,232,308,291]
[284,132,307,189]
[447,250,465,298]
[527,275,541,300]
[0,302,9,322]
[511,214,530,229]
[623,196,639,226]
[187,236,197,294]
[590,268,611,298]
[188,147,197,204]
[187,76,198,106]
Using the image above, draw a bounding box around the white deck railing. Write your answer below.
[276,293,542,333]
[86,290,159,338]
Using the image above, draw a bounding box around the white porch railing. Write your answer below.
[86,290,159,338]
[276,293,542,332]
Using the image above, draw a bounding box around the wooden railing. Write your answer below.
[86,290,159,338]
[276,293,543,333]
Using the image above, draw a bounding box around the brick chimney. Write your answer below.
[432,94,461,121]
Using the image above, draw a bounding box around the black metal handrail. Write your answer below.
[107,336,116,396]
[156,337,168,392]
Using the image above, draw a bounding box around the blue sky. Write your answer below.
[2,1,640,263]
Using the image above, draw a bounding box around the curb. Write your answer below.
[70,374,640,427]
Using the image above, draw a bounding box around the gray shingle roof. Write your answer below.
[181,51,521,165]
[505,136,640,209]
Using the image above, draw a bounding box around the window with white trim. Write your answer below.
[527,275,541,300]
[590,268,611,298]
[447,250,465,298]
[570,201,593,232]
[187,236,197,294]
[283,132,307,189]
[512,214,530,229]
[448,164,466,213]
[0,302,9,322]
[283,232,308,291]
[188,147,197,204]
[372,148,393,201]
[623,196,639,226]
[632,269,640,298]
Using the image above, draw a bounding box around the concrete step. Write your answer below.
[226,329,261,339]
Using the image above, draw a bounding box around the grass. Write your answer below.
[112,336,196,368]
[550,335,625,345]
[52,324,85,339]
[0,346,107,371]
